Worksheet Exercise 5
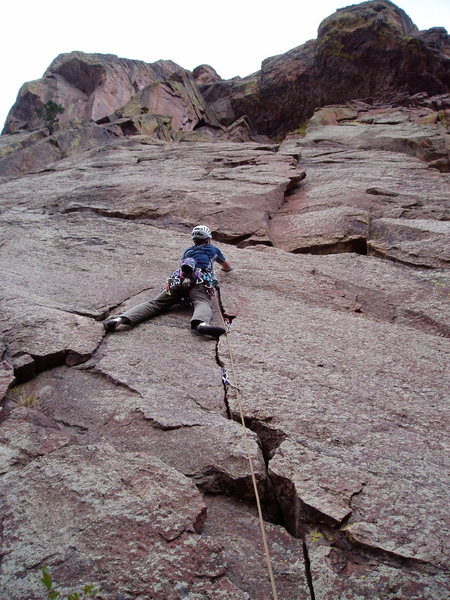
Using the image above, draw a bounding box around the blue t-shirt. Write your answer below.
[182,243,226,271]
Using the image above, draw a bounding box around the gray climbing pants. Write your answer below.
[120,283,214,327]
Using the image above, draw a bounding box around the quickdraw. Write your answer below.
[221,367,239,390]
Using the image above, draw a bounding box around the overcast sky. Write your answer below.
[1,0,449,130]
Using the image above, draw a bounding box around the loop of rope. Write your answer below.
[215,290,279,600]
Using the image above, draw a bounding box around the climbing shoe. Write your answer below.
[196,322,226,338]
[103,316,127,332]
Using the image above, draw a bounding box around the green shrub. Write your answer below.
[36,101,65,133]
[40,566,98,600]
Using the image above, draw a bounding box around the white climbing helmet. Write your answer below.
[191,225,212,240]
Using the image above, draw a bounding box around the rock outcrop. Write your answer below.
[3,53,186,133]
[1,0,449,183]
[199,0,450,137]
[0,1,449,599]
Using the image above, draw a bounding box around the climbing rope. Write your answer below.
[215,290,279,600]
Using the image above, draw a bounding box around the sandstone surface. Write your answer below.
[270,102,450,267]
[1,1,449,598]
[198,1,450,138]
[1,128,448,598]
[3,52,185,134]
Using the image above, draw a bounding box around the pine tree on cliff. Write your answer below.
[36,100,64,134]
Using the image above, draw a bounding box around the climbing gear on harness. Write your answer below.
[182,243,223,295]
[165,259,204,295]
[200,269,219,296]
[166,256,219,297]
[191,225,211,240]
[196,322,226,337]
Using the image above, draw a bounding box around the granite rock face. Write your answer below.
[1,1,449,598]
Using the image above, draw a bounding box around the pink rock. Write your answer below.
[0,360,15,402]
[192,64,222,85]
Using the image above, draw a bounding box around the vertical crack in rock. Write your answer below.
[214,332,284,522]
[214,340,231,419]
[237,416,287,463]
[302,540,316,600]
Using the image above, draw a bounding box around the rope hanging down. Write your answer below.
[215,290,279,600]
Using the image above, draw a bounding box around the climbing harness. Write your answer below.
[165,267,203,294]
[214,292,279,600]
[165,268,219,298]
[166,255,219,297]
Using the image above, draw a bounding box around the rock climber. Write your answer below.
[103,225,232,337]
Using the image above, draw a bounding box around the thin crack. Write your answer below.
[102,286,156,319]
[32,302,106,321]
[55,419,88,433]
[302,540,316,600]
[368,246,439,269]
[136,409,204,432]
[188,394,222,416]
[214,339,231,419]
[349,482,366,510]
[81,366,143,396]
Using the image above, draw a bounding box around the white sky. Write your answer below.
[1,0,449,130]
